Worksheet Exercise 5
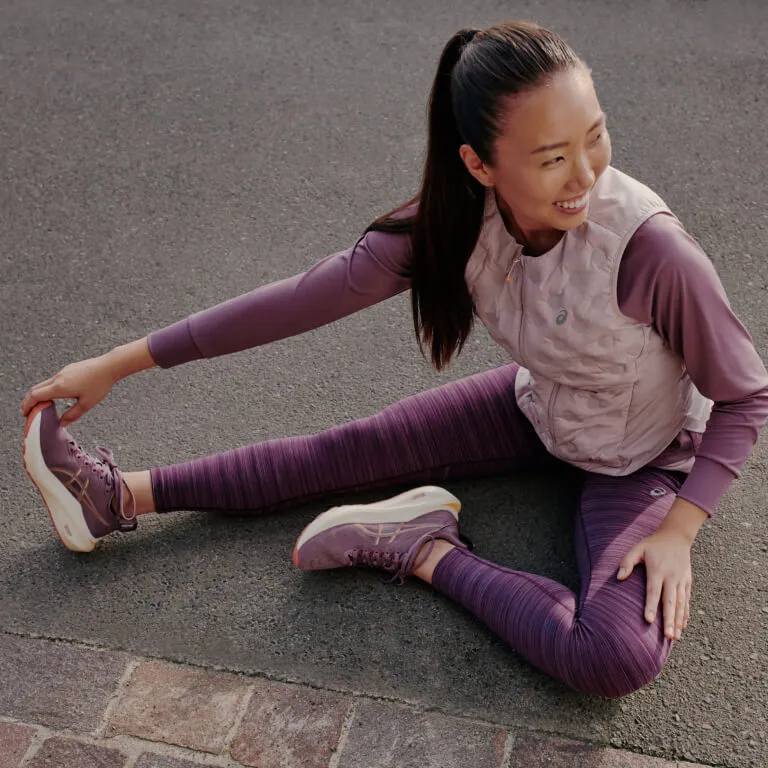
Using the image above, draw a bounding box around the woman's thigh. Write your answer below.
[152,363,558,512]
[574,467,687,667]
[363,362,556,474]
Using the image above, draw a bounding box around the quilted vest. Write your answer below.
[464,166,712,475]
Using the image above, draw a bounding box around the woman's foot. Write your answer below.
[23,401,138,552]
[292,486,468,584]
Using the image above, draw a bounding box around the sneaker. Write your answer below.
[22,401,137,552]
[292,486,468,583]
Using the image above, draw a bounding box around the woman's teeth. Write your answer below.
[554,192,589,210]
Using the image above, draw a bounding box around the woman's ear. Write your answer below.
[459,144,494,187]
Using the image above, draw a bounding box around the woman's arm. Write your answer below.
[618,212,768,519]
[104,337,157,381]
[146,227,413,369]
[617,215,768,638]
[21,225,414,422]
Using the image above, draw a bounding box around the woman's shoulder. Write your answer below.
[625,212,715,275]
[589,166,670,237]
[618,212,729,332]
[359,202,417,276]
[618,212,724,321]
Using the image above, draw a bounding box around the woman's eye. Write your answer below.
[542,132,605,167]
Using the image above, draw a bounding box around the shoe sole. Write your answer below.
[291,485,460,566]
[23,402,96,552]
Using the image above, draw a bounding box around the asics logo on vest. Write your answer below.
[555,309,568,325]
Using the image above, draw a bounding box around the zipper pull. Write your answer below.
[506,254,521,282]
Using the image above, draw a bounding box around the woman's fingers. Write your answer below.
[22,358,113,420]
[60,400,87,426]
[22,382,57,415]
[644,577,663,624]
[662,582,677,639]
[660,580,690,641]
[683,581,691,630]
[674,583,687,640]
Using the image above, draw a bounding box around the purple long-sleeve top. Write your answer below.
[148,212,768,517]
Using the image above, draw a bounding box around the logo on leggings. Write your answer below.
[555,309,568,325]
[650,487,667,497]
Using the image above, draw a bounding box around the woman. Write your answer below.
[21,22,768,698]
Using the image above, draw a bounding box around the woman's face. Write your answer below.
[461,67,612,250]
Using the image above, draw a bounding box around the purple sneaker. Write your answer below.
[23,401,137,552]
[292,486,468,584]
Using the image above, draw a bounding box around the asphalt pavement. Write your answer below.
[1,1,767,766]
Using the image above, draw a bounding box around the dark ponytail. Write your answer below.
[365,22,583,370]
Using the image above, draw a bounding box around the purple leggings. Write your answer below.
[151,364,682,698]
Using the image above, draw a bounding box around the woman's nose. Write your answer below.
[573,156,596,191]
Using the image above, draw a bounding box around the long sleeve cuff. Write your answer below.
[676,455,739,518]
[147,320,205,369]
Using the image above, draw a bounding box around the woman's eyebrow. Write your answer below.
[531,113,606,155]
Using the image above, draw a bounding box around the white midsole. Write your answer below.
[295,485,460,551]
[24,412,95,552]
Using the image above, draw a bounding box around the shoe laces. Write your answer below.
[347,549,402,572]
[67,440,114,486]
[66,440,137,531]
[346,526,453,586]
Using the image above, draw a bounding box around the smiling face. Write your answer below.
[460,67,612,254]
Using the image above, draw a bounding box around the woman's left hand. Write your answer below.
[617,530,693,641]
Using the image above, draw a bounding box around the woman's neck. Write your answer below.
[495,191,564,257]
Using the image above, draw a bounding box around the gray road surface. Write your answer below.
[2,1,767,766]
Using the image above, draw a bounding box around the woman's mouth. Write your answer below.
[554,191,590,214]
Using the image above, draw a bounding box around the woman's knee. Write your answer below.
[570,623,672,698]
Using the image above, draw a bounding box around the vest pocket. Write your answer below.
[549,384,635,470]
[546,382,562,445]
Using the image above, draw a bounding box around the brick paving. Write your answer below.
[230,679,350,768]
[0,632,712,768]
[0,723,35,768]
[105,662,251,753]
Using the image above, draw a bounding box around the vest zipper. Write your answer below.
[514,257,527,368]
[505,252,522,281]
[514,255,556,439]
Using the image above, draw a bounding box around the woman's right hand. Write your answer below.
[21,355,119,427]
